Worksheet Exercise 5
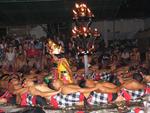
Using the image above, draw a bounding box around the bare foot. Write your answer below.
[115,95,125,102]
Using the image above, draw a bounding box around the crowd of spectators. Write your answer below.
[0,35,47,73]
[0,34,149,75]
[0,34,150,113]
[73,38,150,72]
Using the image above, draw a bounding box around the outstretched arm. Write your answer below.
[96,84,120,93]
[62,86,97,95]
[15,87,28,95]
[30,87,61,97]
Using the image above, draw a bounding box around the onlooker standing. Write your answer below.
[5,47,16,72]
[0,43,4,65]
[130,48,141,65]
[146,48,150,69]
[121,49,130,66]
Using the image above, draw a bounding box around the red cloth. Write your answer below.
[26,49,40,58]
[0,109,4,113]
[145,87,150,94]
[21,92,28,106]
[50,95,59,108]
[32,96,36,105]
[134,107,142,113]
[94,73,100,81]
[108,93,113,102]
[79,93,85,102]
[52,69,59,80]
[76,111,84,113]
[21,92,36,106]
[121,89,131,101]
[0,91,12,101]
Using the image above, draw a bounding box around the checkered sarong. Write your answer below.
[100,72,112,81]
[21,92,36,106]
[128,107,144,113]
[90,72,112,81]
[87,91,109,105]
[26,94,35,106]
[53,92,83,108]
[120,88,145,101]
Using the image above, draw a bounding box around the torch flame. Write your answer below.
[83,27,86,32]
[82,4,86,7]
[75,3,79,8]
[73,10,77,15]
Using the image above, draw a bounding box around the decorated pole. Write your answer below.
[72,3,100,77]
[84,53,89,76]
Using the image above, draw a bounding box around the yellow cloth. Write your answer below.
[57,58,73,83]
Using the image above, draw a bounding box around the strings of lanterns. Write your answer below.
[72,26,100,38]
[73,3,94,19]
[72,3,100,54]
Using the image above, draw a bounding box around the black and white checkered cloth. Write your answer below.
[89,72,113,81]
[87,91,109,105]
[100,72,112,81]
[129,107,144,113]
[74,72,114,81]
[54,92,83,108]
[120,88,145,101]
[26,93,35,106]
[147,83,150,87]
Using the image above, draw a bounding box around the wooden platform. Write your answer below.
[0,101,143,113]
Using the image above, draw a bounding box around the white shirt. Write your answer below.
[6,51,15,62]
[121,52,129,59]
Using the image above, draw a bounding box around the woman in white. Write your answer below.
[5,47,16,72]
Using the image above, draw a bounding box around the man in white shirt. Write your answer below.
[121,50,130,65]
[5,47,16,72]
[121,51,130,60]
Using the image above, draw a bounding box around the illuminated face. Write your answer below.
[47,40,64,55]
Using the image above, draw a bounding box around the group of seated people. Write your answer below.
[0,64,150,111]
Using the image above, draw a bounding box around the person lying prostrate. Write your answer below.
[118,73,148,102]
[77,79,121,105]
[48,79,97,95]
[0,74,23,96]
[0,75,49,106]
[47,79,98,108]
[0,74,11,89]
[7,77,22,94]
[78,74,146,105]
[78,79,119,93]
[0,74,22,104]
[15,78,61,106]
[21,78,61,97]
[121,73,145,90]
[138,67,150,83]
